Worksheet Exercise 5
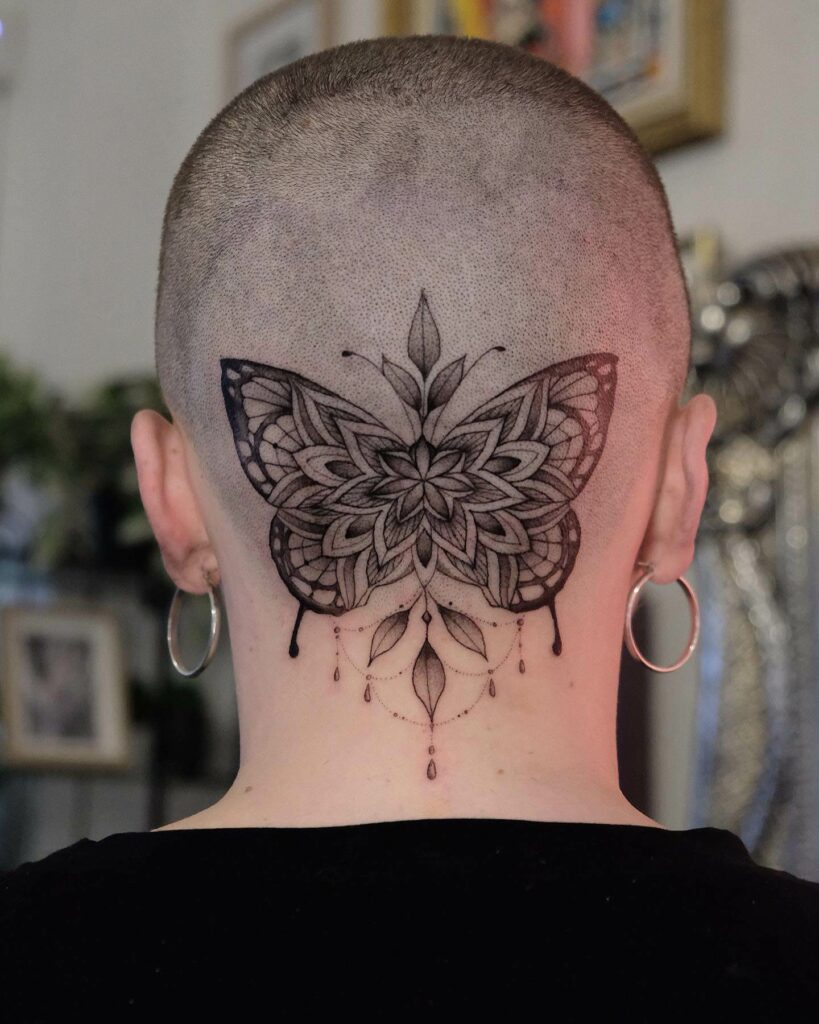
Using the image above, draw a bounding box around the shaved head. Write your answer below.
[140,33,712,795]
[154,32,690,604]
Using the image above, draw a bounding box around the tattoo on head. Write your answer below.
[221,290,617,780]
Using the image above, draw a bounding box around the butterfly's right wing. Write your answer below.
[435,352,617,611]
[220,358,414,613]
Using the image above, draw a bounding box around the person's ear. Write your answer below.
[636,392,718,585]
[130,409,219,594]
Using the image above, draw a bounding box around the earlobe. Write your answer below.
[130,409,218,594]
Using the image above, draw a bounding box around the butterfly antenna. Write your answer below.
[438,345,506,412]
[341,349,382,377]
[342,349,418,439]
[463,345,506,383]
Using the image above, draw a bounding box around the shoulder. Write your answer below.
[0,838,96,895]
[652,826,819,910]
[0,836,157,1015]
[0,833,179,954]
[0,834,163,926]
[703,850,819,910]
[618,831,819,930]
[0,838,109,927]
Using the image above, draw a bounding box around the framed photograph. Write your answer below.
[384,0,724,155]
[226,0,338,103]
[1,603,132,771]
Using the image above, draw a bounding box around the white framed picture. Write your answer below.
[1,603,132,771]
[225,0,338,103]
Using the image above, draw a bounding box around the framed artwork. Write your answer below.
[1,603,132,771]
[384,0,724,154]
[225,0,338,103]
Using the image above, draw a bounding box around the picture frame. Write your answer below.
[383,0,724,155]
[1,603,132,771]
[225,0,338,104]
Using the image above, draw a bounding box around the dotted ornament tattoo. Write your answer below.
[221,290,617,780]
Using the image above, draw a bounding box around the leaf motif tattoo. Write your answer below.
[427,355,465,410]
[382,356,422,411]
[407,289,441,379]
[412,640,446,721]
[437,604,487,659]
[368,609,410,665]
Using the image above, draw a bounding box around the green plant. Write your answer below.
[0,351,170,592]
[0,351,56,481]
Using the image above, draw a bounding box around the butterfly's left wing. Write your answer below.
[221,358,414,613]
[434,353,617,611]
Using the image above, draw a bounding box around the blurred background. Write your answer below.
[0,0,817,878]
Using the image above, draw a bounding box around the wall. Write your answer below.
[0,0,816,835]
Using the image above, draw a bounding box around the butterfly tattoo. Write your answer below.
[221,289,617,662]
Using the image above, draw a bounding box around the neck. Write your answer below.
[159,561,664,832]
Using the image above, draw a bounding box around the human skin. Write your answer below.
[131,340,716,831]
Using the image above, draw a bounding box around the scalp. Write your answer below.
[154,35,690,563]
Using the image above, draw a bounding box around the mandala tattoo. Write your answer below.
[221,290,617,780]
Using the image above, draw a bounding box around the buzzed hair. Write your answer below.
[154,33,691,580]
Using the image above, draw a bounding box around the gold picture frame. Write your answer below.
[383,0,724,155]
[1,603,133,771]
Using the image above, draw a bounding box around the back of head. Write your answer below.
[156,34,688,545]
[151,36,692,755]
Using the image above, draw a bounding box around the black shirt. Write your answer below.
[1,818,818,1019]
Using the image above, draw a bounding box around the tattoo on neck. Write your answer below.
[221,289,617,780]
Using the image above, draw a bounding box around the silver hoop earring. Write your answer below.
[624,560,700,673]
[167,584,222,678]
